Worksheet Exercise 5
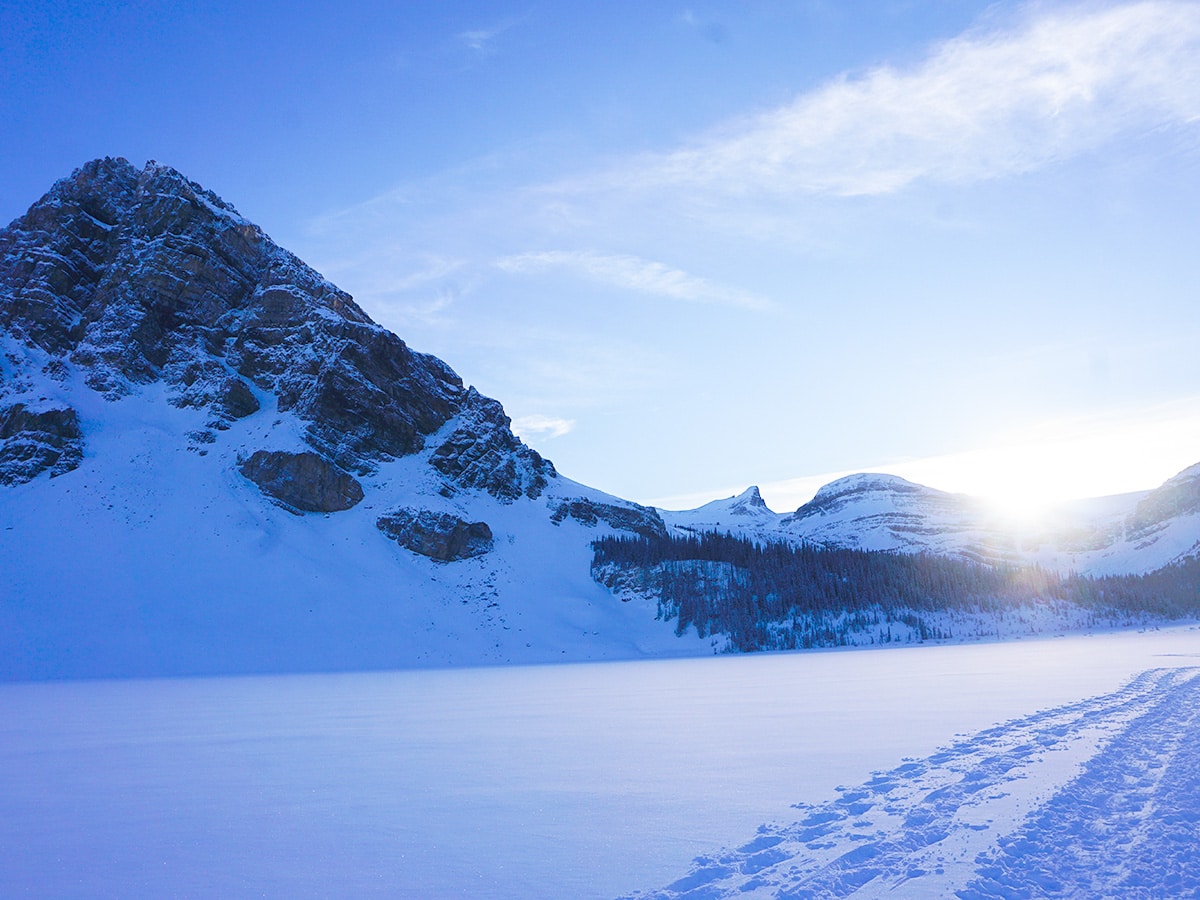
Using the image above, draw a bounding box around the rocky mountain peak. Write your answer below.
[2,156,372,368]
[728,485,769,515]
[0,158,554,501]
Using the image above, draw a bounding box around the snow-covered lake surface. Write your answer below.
[3,627,1200,898]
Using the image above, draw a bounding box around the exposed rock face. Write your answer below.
[239,450,364,513]
[550,497,667,540]
[726,485,769,517]
[0,157,555,498]
[217,376,260,420]
[376,508,494,561]
[0,157,467,472]
[0,402,83,485]
[1126,464,1200,541]
[168,365,260,426]
[430,388,553,502]
[662,485,780,539]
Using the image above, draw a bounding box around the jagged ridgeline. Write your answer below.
[592,532,1200,652]
[1,157,701,679]
[0,157,555,504]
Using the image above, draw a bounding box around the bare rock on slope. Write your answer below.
[550,497,668,540]
[431,388,554,502]
[0,402,83,485]
[1126,463,1200,541]
[376,508,494,561]
[0,157,465,473]
[0,157,555,500]
[239,449,364,513]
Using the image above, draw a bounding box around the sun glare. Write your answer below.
[975,481,1069,529]
[755,404,1200,521]
[885,407,1200,525]
[900,449,1080,528]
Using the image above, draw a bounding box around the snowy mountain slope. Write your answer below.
[2,158,1197,680]
[660,486,782,541]
[660,469,1200,577]
[781,473,1020,564]
[0,376,703,679]
[0,159,703,679]
[1092,462,1200,573]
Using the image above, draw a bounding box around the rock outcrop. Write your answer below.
[239,449,364,513]
[0,158,464,470]
[0,157,556,499]
[376,508,494,561]
[724,485,770,517]
[660,485,780,540]
[431,388,553,502]
[550,497,667,540]
[1126,464,1200,542]
[0,402,83,485]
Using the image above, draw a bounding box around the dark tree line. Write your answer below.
[592,532,1200,651]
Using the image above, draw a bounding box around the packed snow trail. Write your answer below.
[960,668,1200,898]
[625,667,1200,899]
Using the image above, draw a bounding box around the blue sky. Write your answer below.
[3,1,1200,512]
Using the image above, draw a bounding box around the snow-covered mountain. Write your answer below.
[785,473,1021,566]
[0,158,707,679]
[661,485,778,537]
[3,158,1197,679]
[659,469,1200,577]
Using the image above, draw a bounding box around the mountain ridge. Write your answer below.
[658,464,1200,576]
[2,158,1198,678]
[1,158,689,679]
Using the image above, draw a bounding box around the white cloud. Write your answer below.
[327,253,464,295]
[511,414,575,439]
[595,1,1200,197]
[496,250,770,309]
[458,28,497,51]
[380,289,459,326]
[457,19,517,53]
[306,252,470,326]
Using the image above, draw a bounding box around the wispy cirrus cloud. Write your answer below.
[495,250,770,310]
[348,254,465,294]
[309,1,1200,332]
[309,252,471,325]
[583,1,1200,198]
[511,414,576,440]
[457,19,518,53]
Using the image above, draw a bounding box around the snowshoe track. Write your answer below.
[625,667,1200,899]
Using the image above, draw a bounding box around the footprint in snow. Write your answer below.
[621,667,1200,899]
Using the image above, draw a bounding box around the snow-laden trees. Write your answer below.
[592,532,1200,651]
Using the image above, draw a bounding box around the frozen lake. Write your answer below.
[3,627,1200,898]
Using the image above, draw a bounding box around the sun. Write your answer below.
[973,478,1069,530]
[883,432,1171,530]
